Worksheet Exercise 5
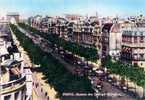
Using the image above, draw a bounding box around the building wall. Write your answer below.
[132,61,145,68]
[109,32,122,57]
[102,31,109,57]
[121,27,145,67]
[1,88,26,100]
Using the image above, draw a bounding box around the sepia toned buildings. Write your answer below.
[121,27,145,67]
[27,14,145,68]
[0,21,32,100]
[29,15,102,52]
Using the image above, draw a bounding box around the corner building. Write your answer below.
[121,27,145,67]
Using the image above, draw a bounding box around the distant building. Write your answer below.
[68,17,102,51]
[6,13,20,24]
[40,16,52,33]
[65,14,82,21]
[55,17,68,39]
[32,15,42,30]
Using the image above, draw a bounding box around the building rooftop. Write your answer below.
[122,27,145,36]
[110,23,121,33]
[7,12,19,16]
[102,23,113,33]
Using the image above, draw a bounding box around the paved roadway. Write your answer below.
[17,26,136,100]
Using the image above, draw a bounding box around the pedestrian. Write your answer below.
[47,96,49,100]
[41,88,43,92]
[36,83,39,88]
[45,92,48,96]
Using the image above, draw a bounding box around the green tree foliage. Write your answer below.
[10,24,94,96]
[18,23,98,61]
[104,57,145,87]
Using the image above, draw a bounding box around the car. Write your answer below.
[92,78,103,91]
[58,49,64,55]
[111,77,118,86]
[88,70,97,77]
[84,65,92,70]
[122,86,128,92]
[74,68,84,76]
[77,61,85,66]
[95,69,105,78]
[107,76,113,83]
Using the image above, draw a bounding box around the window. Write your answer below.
[133,54,138,60]
[128,36,132,43]
[4,95,11,100]
[15,91,19,100]
[122,36,125,42]
[141,63,143,66]
[134,37,137,43]
[134,31,137,35]
[140,54,144,60]
[140,32,143,35]
[134,62,138,66]
[140,36,144,43]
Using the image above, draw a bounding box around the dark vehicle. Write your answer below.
[84,65,92,71]
[58,47,65,56]
[88,70,97,77]
[95,69,106,80]
[92,78,103,91]
[63,53,77,65]
[119,78,128,92]
[74,67,84,76]
[106,75,113,83]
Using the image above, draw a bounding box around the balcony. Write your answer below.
[123,42,145,48]
[0,76,26,94]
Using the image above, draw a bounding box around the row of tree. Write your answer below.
[18,23,98,61]
[18,23,145,88]
[10,24,94,96]
[104,56,145,88]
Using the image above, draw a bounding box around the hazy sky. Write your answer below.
[0,0,145,18]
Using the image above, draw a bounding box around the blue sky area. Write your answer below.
[0,0,145,18]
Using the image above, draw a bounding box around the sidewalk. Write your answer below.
[32,90,39,100]
[11,26,58,100]
[34,72,59,100]
[110,74,144,98]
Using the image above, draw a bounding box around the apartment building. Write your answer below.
[0,22,32,100]
[121,27,145,67]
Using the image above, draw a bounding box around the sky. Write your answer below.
[0,0,145,18]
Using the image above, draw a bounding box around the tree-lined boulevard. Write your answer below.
[18,23,99,62]
[13,23,137,100]
[10,24,94,99]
